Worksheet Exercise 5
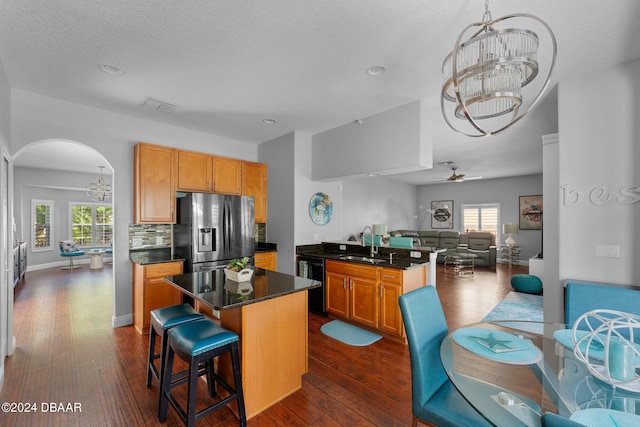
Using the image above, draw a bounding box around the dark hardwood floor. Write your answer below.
[0,262,528,426]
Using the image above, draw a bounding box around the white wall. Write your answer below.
[294,133,343,246]
[342,176,417,240]
[259,132,297,274]
[260,131,344,273]
[0,56,11,389]
[418,175,543,261]
[312,100,432,180]
[558,59,640,285]
[10,89,258,326]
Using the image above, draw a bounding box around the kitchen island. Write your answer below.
[164,268,320,420]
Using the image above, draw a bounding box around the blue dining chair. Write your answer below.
[541,412,584,426]
[399,286,492,427]
[565,282,640,335]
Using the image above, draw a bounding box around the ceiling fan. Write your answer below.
[434,167,482,183]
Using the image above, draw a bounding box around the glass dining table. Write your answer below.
[440,320,640,426]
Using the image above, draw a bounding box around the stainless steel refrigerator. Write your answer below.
[174,193,255,272]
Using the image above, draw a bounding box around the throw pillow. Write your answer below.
[59,240,79,253]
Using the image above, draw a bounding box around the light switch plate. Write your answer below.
[595,245,620,257]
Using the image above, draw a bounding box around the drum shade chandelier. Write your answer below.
[87,166,112,202]
[441,0,556,137]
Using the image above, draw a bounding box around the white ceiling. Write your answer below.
[3,1,640,184]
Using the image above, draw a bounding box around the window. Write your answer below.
[461,203,500,238]
[70,203,113,246]
[32,199,54,252]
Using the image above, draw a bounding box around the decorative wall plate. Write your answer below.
[309,192,333,225]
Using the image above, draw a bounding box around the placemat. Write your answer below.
[452,327,543,365]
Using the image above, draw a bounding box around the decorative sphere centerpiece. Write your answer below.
[572,309,640,392]
[224,257,254,282]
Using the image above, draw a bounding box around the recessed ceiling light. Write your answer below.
[262,118,276,124]
[98,64,124,76]
[367,65,386,76]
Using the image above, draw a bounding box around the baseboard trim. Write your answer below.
[26,257,113,272]
[112,313,133,328]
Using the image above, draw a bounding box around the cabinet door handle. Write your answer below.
[157,270,171,273]
[349,279,353,291]
[383,274,396,279]
[343,277,347,289]
[380,285,383,298]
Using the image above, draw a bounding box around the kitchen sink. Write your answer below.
[339,255,386,264]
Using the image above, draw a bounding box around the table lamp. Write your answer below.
[372,224,387,236]
[503,224,519,246]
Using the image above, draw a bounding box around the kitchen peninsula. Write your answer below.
[164,267,320,420]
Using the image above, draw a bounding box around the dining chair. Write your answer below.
[565,282,640,327]
[541,412,584,426]
[399,285,492,427]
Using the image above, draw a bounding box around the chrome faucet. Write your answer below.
[361,225,378,257]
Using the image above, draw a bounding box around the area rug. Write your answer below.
[482,291,543,334]
[320,320,382,346]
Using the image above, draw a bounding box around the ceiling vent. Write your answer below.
[142,98,177,114]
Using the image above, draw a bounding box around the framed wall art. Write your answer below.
[309,192,333,226]
[519,195,543,230]
[431,200,453,229]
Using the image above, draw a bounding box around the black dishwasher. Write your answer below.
[297,254,327,316]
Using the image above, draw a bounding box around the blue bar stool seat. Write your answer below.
[159,318,246,427]
[146,304,204,414]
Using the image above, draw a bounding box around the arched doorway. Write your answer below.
[8,139,115,345]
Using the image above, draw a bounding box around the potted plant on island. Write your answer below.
[224,257,254,282]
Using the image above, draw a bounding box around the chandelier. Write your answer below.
[87,166,112,202]
[441,0,556,137]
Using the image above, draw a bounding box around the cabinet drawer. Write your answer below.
[325,260,378,280]
[144,262,183,278]
[379,268,402,284]
[254,252,274,263]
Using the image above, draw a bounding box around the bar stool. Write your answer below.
[159,318,246,427]
[146,304,204,412]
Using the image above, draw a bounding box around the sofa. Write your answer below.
[389,230,497,267]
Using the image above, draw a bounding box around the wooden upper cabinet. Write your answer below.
[212,156,241,195]
[242,161,267,223]
[177,150,213,192]
[176,150,242,195]
[134,142,177,224]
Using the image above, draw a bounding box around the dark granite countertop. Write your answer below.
[164,268,320,311]
[129,248,184,265]
[255,241,278,252]
[297,243,431,270]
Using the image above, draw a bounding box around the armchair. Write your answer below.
[458,232,496,267]
[59,240,86,270]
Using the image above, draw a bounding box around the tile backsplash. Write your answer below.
[255,223,266,243]
[129,223,266,250]
[129,224,172,249]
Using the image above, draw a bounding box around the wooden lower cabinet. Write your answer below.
[254,251,277,270]
[325,260,426,340]
[378,268,405,337]
[132,261,184,334]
